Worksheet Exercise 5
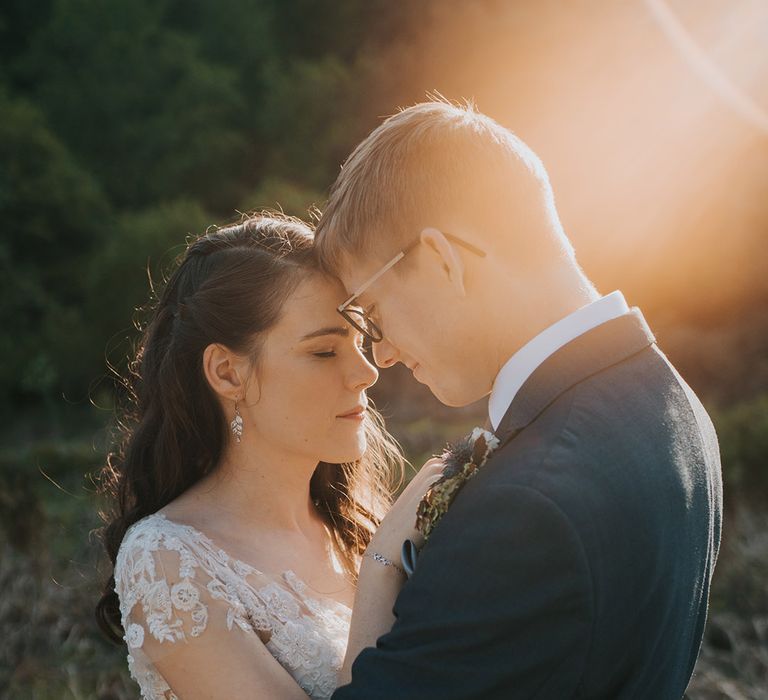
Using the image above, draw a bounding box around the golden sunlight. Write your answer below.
[394,0,768,319]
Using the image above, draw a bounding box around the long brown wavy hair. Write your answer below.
[95,212,405,644]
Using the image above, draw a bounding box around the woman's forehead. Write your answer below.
[276,274,350,336]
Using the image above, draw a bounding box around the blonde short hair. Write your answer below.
[315,99,574,276]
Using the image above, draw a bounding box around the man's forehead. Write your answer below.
[337,258,379,297]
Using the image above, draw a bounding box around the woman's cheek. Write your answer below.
[293,365,333,424]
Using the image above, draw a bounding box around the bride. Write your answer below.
[95,212,443,699]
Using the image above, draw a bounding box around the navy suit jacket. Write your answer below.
[332,309,723,699]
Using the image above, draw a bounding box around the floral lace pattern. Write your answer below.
[114,513,352,699]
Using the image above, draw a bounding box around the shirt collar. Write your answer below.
[488,291,630,430]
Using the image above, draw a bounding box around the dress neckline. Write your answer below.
[147,511,353,613]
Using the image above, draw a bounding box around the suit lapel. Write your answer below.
[494,308,656,449]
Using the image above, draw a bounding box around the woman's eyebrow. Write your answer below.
[300,326,350,341]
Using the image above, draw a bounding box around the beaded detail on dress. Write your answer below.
[114,513,351,700]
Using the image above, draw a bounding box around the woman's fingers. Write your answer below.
[405,460,445,504]
[419,460,445,485]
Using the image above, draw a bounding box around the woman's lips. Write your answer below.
[338,406,366,420]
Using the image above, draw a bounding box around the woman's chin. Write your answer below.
[322,436,367,464]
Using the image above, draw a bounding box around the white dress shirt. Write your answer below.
[488,291,631,430]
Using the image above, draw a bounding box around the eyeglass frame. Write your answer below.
[336,231,487,344]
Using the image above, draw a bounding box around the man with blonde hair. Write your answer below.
[315,100,722,699]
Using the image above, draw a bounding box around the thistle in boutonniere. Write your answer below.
[415,427,501,541]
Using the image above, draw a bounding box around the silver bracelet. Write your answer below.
[364,550,405,575]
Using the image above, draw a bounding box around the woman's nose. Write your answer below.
[372,337,398,369]
[349,350,379,390]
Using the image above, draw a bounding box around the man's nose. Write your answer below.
[372,337,399,368]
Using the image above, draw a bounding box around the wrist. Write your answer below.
[362,548,406,577]
[367,534,401,563]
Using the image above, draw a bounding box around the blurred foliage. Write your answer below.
[713,394,768,506]
[0,437,132,698]
[0,89,109,406]
[0,0,410,424]
[18,0,247,208]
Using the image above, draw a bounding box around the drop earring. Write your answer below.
[230,398,243,443]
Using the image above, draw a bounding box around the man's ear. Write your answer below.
[419,227,466,297]
[202,343,249,402]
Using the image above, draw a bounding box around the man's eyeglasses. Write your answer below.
[337,231,486,345]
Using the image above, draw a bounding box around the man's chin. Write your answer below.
[425,381,468,408]
[414,365,476,407]
[425,379,487,408]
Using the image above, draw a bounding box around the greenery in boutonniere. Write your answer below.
[415,428,501,541]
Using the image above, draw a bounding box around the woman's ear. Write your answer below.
[202,343,247,401]
[419,227,467,297]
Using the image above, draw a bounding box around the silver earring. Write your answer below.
[230,399,243,443]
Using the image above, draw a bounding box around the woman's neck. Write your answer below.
[182,438,324,541]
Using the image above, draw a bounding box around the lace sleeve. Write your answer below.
[118,542,216,651]
[114,527,311,699]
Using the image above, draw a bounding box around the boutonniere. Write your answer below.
[414,427,501,542]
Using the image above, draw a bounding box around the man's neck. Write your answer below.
[486,289,630,429]
[487,276,599,386]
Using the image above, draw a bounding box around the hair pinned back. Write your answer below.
[95,211,404,644]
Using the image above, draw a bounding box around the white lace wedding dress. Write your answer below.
[113,512,352,699]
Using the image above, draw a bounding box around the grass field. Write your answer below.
[1,408,766,699]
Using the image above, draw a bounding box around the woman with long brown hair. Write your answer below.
[95,212,443,699]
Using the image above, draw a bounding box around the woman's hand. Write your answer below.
[367,457,446,563]
[338,457,446,686]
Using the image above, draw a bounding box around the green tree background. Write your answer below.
[1,1,766,697]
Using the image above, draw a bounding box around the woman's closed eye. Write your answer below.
[313,339,370,358]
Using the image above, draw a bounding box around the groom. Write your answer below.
[315,100,722,699]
